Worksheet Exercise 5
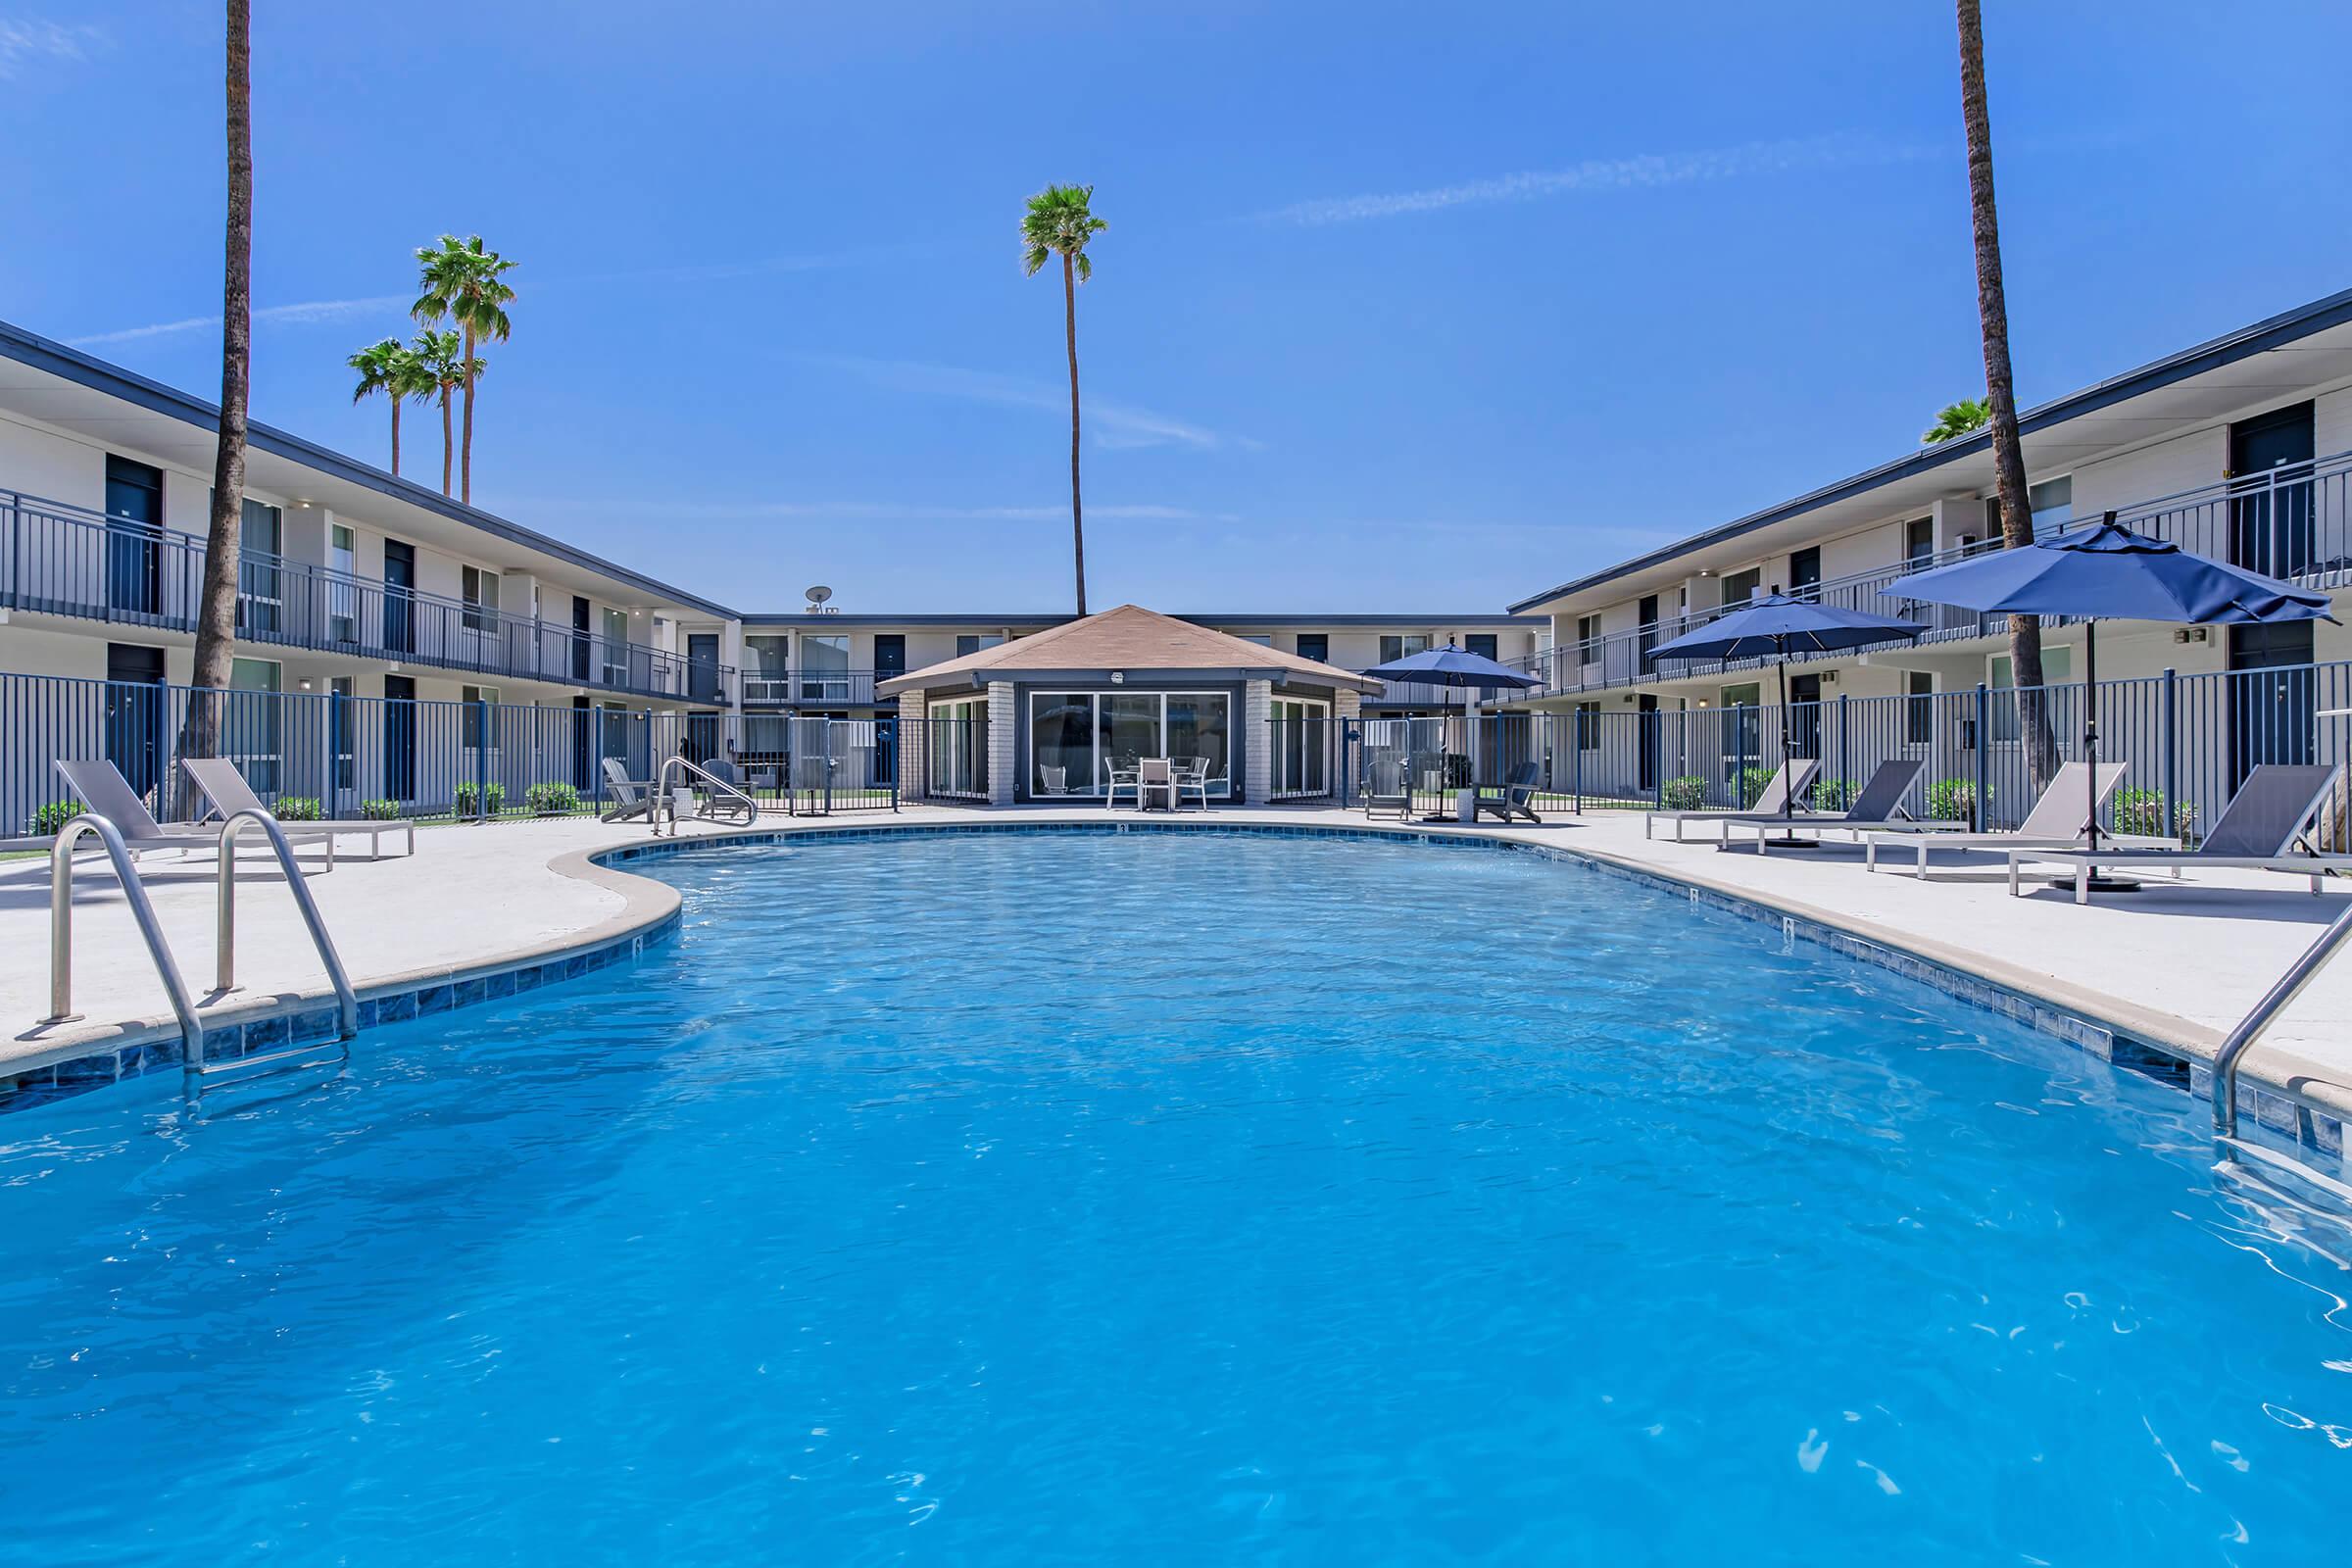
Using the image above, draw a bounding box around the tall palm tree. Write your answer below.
[414,329,477,499]
[412,234,515,505]
[1921,396,1990,445]
[1021,185,1107,616]
[1956,0,2056,788]
[177,0,253,795]
[347,337,430,476]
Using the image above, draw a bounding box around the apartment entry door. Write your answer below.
[2230,620,2316,790]
[104,456,164,620]
[383,673,417,804]
[2230,402,2315,580]
[382,540,416,655]
[104,643,167,804]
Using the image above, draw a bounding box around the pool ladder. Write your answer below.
[649,755,760,835]
[45,808,360,1104]
[2211,898,2352,1200]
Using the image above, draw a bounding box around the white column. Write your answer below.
[898,691,927,801]
[986,681,1016,805]
[1244,679,1273,804]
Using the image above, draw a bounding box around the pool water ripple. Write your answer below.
[1,829,2347,1564]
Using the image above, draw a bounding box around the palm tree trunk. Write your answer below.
[174,0,252,815]
[441,388,453,497]
[1957,0,2057,791]
[391,399,402,477]
[461,322,475,505]
[1063,252,1086,616]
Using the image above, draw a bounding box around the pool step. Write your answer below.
[2215,1135,2352,1210]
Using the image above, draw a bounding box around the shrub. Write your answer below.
[1738,765,1777,808]
[27,799,84,836]
[454,781,507,817]
[1661,775,1707,810]
[524,781,581,815]
[2113,787,2197,842]
[272,796,323,822]
[1808,777,1859,812]
[359,798,405,821]
[1925,777,1977,823]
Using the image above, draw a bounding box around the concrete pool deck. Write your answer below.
[1,805,2346,1161]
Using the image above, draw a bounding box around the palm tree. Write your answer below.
[414,329,478,499]
[1956,0,2056,788]
[177,0,252,795]
[1921,396,1991,445]
[1021,184,1107,616]
[412,234,515,506]
[347,337,430,476]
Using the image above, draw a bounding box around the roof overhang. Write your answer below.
[880,664,1385,698]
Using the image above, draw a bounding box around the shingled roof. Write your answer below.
[874,604,1384,696]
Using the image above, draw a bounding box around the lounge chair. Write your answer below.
[1643,759,1819,844]
[1171,756,1210,811]
[1718,759,1944,854]
[50,759,231,861]
[600,757,661,824]
[2011,762,2352,904]
[1474,761,1544,824]
[1361,754,1410,821]
[1859,761,2170,878]
[1037,764,1077,799]
[181,757,415,867]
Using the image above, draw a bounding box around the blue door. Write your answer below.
[382,540,416,656]
[104,456,163,620]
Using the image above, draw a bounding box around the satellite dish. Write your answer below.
[805,585,833,607]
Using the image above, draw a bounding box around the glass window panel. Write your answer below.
[1165,693,1230,793]
[1030,692,1099,796]
[1102,694,1161,786]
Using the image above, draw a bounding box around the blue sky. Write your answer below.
[5,2,2351,614]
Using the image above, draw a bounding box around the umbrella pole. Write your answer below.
[1779,654,1793,829]
[2085,619,2099,854]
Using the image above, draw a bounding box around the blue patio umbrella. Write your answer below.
[1646,593,1927,840]
[1887,512,2334,868]
[1359,644,1540,819]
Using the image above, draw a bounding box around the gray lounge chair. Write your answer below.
[1474,761,1544,824]
[1859,761,2171,878]
[51,759,229,860]
[1361,754,1410,821]
[181,757,414,867]
[600,757,660,823]
[1643,759,1819,844]
[2012,763,2352,904]
[1719,759,1946,854]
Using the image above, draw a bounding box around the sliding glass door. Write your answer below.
[1026,691,1233,798]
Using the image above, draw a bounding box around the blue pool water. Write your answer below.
[3,829,2349,1564]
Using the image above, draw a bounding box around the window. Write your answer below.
[463,564,501,633]
[1269,697,1329,797]
[236,498,282,633]
[462,685,502,750]
[1788,547,1821,595]
[226,657,281,792]
[800,634,851,701]
[1720,568,1761,607]
[329,676,356,796]
[601,607,629,685]
[2029,475,2073,531]
[956,633,1005,658]
[1575,700,1601,752]
[1296,633,1329,663]
[1465,633,1498,660]
[1026,691,1233,798]
[1237,634,1274,648]
[1906,671,1936,745]
[1904,517,1935,564]
[1576,614,1601,665]
[328,524,357,642]
[1990,648,2072,742]
[1378,634,1430,663]
[744,636,790,703]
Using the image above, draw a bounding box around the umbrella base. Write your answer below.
[1750,836,1826,852]
[2048,873,2145,894]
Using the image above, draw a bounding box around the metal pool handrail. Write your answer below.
[2212,898,2352,1140]
[42,814,205,1059]
[212,808,360,1051]
[650,755,760,836]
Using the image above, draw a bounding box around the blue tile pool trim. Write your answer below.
[6,817,2339,1182]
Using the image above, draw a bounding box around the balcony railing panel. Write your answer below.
[0,490,732,704]
[743,669,884,707]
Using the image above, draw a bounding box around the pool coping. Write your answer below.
[2,814,2341,1179]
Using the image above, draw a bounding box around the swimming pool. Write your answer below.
[4,827,2347,1563]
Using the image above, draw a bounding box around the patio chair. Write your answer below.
[180,757,414,867]
[1361,754,1410,821]
[1473,761,1544,824]
[1136,757,1175,811]
[1037,765,1077,799]
[1717,759,1938,855]
[2010,762,2352,904]
[1859,761,2167,879]
[600,756,661,824]
[49,757,238,851]
[1103,760,1141,809]
[1171,756,1210,811]
[1643,759,1819,844]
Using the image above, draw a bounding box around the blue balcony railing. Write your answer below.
[0,489,733,705]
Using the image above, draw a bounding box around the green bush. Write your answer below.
[1925,777,1978,823]
[2112,787,2197,842]
[1738,765,1777,808]
[1808,777,1859,812]
[454,781,507,817]
[524,781,581,815]
[27,799,84,836]
[359,798,405,821]
[1661,775,1707,810]
[271,796,323,822]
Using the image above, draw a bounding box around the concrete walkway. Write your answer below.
[2,803,2346,1134]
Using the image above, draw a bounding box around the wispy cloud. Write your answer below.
[797,353,1254,453]
[0,17,105,78]
[503,495,1241,526]
[67,245,912,349]
[1257,132,1932,226]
